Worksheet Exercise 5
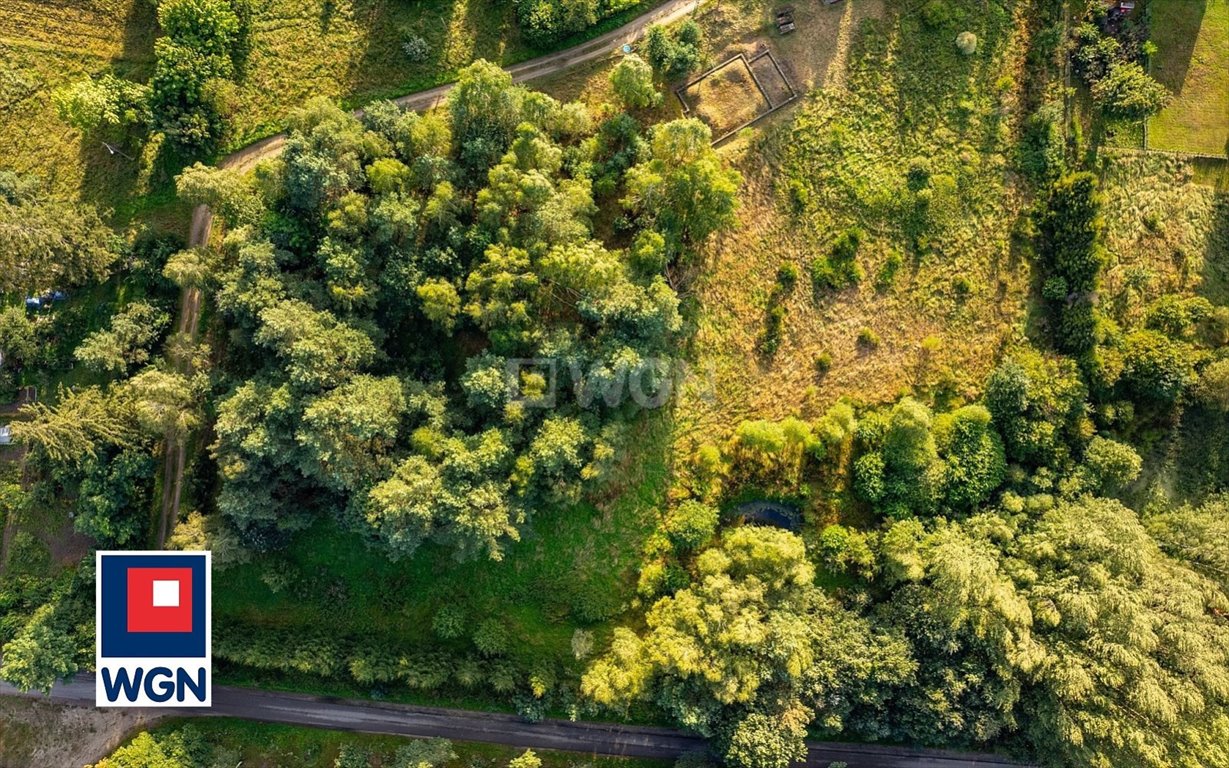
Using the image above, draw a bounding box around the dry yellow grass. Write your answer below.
[670,0,1034,448]
[536,0,1036,453]
[1100,153,1229,313]
[679,57,770,137]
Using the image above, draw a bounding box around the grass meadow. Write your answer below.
[210,413,672,702]
[654,0,1033,449]
[1148,0,1229,157]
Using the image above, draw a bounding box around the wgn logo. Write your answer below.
[95,551,211,707]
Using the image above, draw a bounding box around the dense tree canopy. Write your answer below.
[0,172,120,294]
[584,527,913,768]
[197,63,734,559]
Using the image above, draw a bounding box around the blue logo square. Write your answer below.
[99,553,208,658]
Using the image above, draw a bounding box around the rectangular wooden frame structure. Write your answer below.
[676,49,798,144]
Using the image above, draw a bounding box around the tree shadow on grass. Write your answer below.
[74,0,176,226]
[341,0,522,110]
[1148,0,1206,97]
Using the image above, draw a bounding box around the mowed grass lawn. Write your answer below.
[211,414,671,695]
[1148,0,1229,156]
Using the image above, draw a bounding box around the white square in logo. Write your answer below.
[152,580,180,608]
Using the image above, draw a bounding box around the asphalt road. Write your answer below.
[1,675,1025,768]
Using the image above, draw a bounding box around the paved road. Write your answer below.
[156,0,704,545]
[1,676,1024,768]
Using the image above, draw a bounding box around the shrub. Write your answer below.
[811,228,864,293]
[1019,102,1066,182]
[432,605,466,639]
[473,619,510,656]
[664,500,720,550]
[392,739,456,768]
[952,275,972,298]
[956,31,977,55]
[335,744,371,768]
[776,263,799,292]
[815,352,833,375]
[1119,329,1196,406]
[921,0,953,28]
[53,75,151,135]
[1091,62,1171,119]
[1072,23,1120,84]
[517,0,599,46]
[760,303,786,355]
[1196,358,1229,410]
[857,326,880,350]
[875,250,902,291]
[402,34,430,63]
[853,451,886,503]
[571,628,595,660]
[1083,436,1141,493]
[818,524,876,579]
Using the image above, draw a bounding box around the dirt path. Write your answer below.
[154,0,703,547]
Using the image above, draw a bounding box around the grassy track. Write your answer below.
[1148,0,1229,156]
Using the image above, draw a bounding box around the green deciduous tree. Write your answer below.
[984,349,1089,468]
[1034,172,1106,355]
[1091,61,1171,119]
[1018,497,1229,768]
[53,74,151,135]
[0,172,119,293]
[623,119,740,257]
[584,527,912,768]
[298,374,406,492]
[75,302,171,375]
[644,22,704,79]
[610,54,662,109]
[0,603,79,693]
[12,386,137,464]
[176,162,264,226]
[1119,329,1197,407]
[663,500,719,551]
[448,60,526,172]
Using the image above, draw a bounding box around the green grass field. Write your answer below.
[1148,0,1229,156]
[211,414,671,698]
